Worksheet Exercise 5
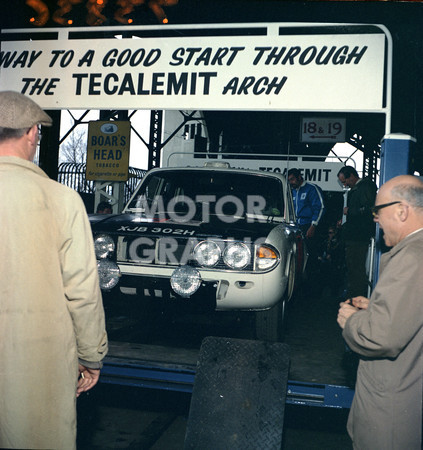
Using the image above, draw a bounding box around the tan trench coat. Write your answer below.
[0,157,108,449]
[344,229,423,449]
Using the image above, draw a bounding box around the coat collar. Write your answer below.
[0,156,49,179]
[381,228,423,264]
[295,180,307,191]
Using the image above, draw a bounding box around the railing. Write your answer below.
[57,162,146,205]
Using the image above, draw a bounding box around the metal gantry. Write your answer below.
[148,110,163,169]
[100,356,354,409]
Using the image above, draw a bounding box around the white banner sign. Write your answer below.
[0,25,386,111]
[163,152,345,191]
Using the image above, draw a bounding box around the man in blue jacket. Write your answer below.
[288,168,325,282]
[288,168,325,238]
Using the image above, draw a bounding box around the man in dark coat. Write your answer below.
[338,166,377,297]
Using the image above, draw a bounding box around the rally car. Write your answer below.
[91,162,307,341]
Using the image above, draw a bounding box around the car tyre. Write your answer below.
[286,253,296,301]
[255,298,286,342]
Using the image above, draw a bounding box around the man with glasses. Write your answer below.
[0,91,108,449]
[337,175,423,449]
[337,166,377,298]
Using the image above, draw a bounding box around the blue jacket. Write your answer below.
[291,181,325,226]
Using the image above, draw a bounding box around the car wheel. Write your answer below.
[286,254,296,301]
[255,299,286,342]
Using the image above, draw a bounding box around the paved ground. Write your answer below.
[77,286,355,449]
[77,385,352,449]
[285,286,356,387]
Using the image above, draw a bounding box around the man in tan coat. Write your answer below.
[338,175,423,449]
[0,91,108,449]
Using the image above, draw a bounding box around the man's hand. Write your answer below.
[77,364,100,397]
[337,299,359,329]
[306,224,316,238]
[337,296,370,329]
[351,296,370,310]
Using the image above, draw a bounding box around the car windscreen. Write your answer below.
[127,170,285,220]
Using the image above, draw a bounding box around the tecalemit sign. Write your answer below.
[0,23,388,112]
[163,152,347,191]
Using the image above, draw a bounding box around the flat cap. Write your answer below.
[0,91,52,129]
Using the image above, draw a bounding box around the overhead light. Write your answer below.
[148,0,179,24]
[26,0,180,28]
[114,0,144,25]
[86,0,108,26]
[52,0,83,26]
[26,0,49,27]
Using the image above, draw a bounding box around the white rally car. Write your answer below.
[91,162,307,341]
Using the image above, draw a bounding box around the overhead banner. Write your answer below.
[0,24,387,111]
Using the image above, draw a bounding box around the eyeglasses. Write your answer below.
[28,125,43,144]
[37,125,43,144]
[371,201,401,217]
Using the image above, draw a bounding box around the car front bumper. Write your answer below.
[116,263,287,311]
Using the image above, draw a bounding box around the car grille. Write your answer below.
[116,235,254,271]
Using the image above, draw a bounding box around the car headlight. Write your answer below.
[256,244,279,270]
[170,265,201,298]
[94,234,115,259]
[223,242,251,269]
[193,240,221,267]
[97,259,121,290]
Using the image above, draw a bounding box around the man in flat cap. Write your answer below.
[0,91,108,449]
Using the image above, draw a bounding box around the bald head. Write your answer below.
[375,175,423,247]
[379,175,423,208]
[380,174,423,194]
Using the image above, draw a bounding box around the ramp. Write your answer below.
[184,336,290,450]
